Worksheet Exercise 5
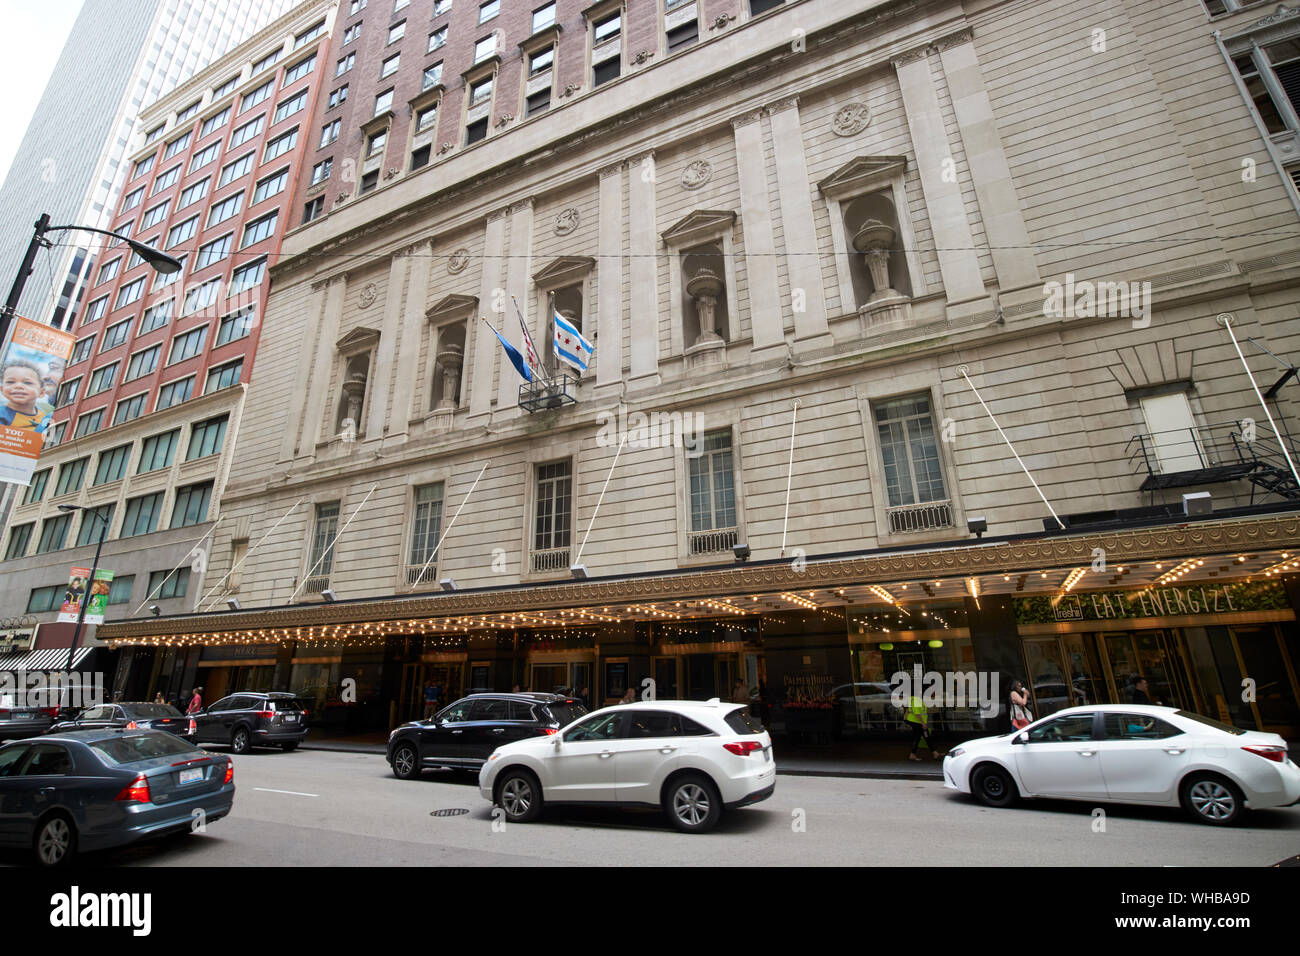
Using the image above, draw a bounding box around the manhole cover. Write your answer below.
[430,808,470,817]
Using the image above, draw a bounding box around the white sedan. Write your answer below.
[478,699,776,833]
[943,704,1300,825]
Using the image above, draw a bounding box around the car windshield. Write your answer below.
[724,708,764,735]
[91,733,198,765]
[270,699,303,711]
[543,702,587,727]
[1175,709,1246,736]
[122,704,182,718]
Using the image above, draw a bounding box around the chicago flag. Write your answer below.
[552,310,594,373]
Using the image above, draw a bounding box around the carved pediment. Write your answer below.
[426,293,478,325]
[817,155,908,200]
[532,255,595,289]
[336,326,381,353]
[660,209,737,248]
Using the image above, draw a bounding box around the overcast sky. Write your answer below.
[0,0,85,185]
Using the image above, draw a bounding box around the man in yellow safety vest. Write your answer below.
[904,694,943,761]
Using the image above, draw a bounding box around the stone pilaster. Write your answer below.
[498,200,535,412]
[596,161,625,388]
[469,210,508,416]
[732,109,785,356]
[628,150,660,384]
[302,274,347,452]
[392,240,434,435]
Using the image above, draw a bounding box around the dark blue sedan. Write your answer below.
[0,729,235,865]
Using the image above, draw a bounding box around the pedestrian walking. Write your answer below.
[732,678,750,705]
[1009,679,1033,730]
[903,692,943,760]
[185,685,204,715]
[422,680,439,719]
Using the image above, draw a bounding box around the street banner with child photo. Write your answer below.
[0,315,74,485]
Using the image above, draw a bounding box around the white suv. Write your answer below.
[478,699,775,833]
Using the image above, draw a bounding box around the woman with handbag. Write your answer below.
[1009,679,1033,730]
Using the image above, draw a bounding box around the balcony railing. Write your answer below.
[302,575,331,595]
[688,527,737,555]
[1126,421,1298,502]
[531,546,570,573]
[405,564,438,586]
[886,500,954,534]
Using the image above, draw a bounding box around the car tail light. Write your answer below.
[0,710,8,719]
[188,718,197,735]
[115,774,151,803]
[125,720,139,730]
[539,727,559,735]
[256,710,274,720]
[723,741,764,756]
[224,760,234,784]
[40,707,59,717]
[1243,744,1287,763]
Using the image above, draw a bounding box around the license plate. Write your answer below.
[13,712,32,720]
[284,715,297,723]
[178,768,203,785]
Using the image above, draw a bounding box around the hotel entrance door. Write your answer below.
[1022,636,1107,718]
[1101,630,1197,710]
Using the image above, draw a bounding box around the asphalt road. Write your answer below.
[8,748,1296,867]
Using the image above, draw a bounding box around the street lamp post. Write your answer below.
[58,504,110,674]
[0,214,182,343]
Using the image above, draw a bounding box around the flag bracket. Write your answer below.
[519,373,578,413]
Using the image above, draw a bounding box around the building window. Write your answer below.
[407,483,444,573]
[124,344,160,381]
[311,157,333,184]
[200,107,231,138]
[410,144,432,170]
[422,62,443,90]
[415,104,438,133]
[241,79,274,112]
[337,52,356,76]
[393,0,408,10]
[154,256,185,289]
[27,585,63,611]
[82,296,108,327]
[263,127,298,162]
[156,376,194,410]
[94,443,132,485]
[360,170,380,194]
[213,75,239,99]
[73,409,103,438]
[328,85,348,109]
[251,48,281,76]
[473,35,496,64]
[169,326,207,364]
[23,469,50,505]
[688,430,736,542]
[667,20,698,53]
[375,87,395,115]
[526,89,550,117]
[219,151,255,187]
[162,131,191,160]
[321,119,341,147]
[177,100,201,122]
[1232,41,1300,136]
[138,430,179,473]
[56,377,80,407]
[367,129,388,157]
[873,393,951,533]
[465,118,488,144]
[529,46,554,78]
[178,178,209,209]
[229,259,266,296]
[187,415,228,460]
[55,457,88,496]
[122,493,164,536]
[70,334,96,365]
[253,167,289,204]
[532,2,556,33]
[36,514,72,553]
[284,53,316,83]
[115,276,146,308]
[304,197,326,223]
[749,0,784,14]
[196,233,233,269]
[148,566,190,599]
[170,481,213,528]
[98,258,121,284]
[593,58,620,87]
[469,75,493,107]
[296,20,326,48]
[309,502,340,579]
[381,53,400,78]
[351,0,367,11]
[273,89,308,123]
[594,11,620,43]
[241,211,278,247]
[388,20,406,44]
[189,141,219,172]
[428,27,447,52]
[5,523,33,560]
[216,306,255,346]
[182,279,221,316]
[133,154,155,179]
[121,186,145,212]
[114,392,147,425]
[139,299,173,335]
[107,574,134,605]
[205,359,243,393]
[479,0,499,23]
[229,115,265,149]
[166,216,198,249]
[532,460,571,569]
[145,124,165,145]
[74,504,114,547]
[86,362,118,396]
[433,0,452,15]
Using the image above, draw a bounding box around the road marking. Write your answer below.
[253,787,319,797]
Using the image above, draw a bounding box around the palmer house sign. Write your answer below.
[1015,580,1290,625]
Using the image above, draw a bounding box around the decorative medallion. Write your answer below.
[358,282,378,308]
[681,159,713,190]
[709,14,736,31]
[437,142,455,155]
[632,50,654,65]
[832,102,871,137]
[554,207,580,236]
[494,113,514,129]
[447,248,470,274]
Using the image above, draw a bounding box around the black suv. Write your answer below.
[192,692,309,753]
[387,693,587,779]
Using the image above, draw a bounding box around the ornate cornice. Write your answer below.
[730,108,764,130]
[598,160,625,180]
[97,513,1300,643]
[765,95,800,115]
[890,45,930,69]
[933,28,973,52]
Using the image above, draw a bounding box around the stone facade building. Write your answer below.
[100,0,1300,745]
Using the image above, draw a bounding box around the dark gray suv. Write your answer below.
[192,692,309,753]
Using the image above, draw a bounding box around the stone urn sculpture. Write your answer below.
[340,369,366,432]
[852,218,901,302]
[686,266,725,346]
[435,342,463,410]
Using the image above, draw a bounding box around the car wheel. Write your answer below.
[34,814,77,867]
[496,769,542,823]
[664,773,722,833]
[230,727,251,755]
[971,764,1018,808]
[281,742,299,753]
[392,743,420,780]
[1180,773,1244,826]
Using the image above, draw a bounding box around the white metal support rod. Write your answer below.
[198,497,306,611]
[780,399,800,558]
[289,484,379,603]
[132,518,223,616]
[416,460,490,582]
[956,365,1066,531]
[576,430,628,564]
[1220,314,1300,489]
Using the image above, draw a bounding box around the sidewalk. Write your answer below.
[299,731,947,780]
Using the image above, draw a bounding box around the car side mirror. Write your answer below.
[552,735,563,750]
[1013,731,1029,745]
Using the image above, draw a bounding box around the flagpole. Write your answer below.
[511,294,550,387]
